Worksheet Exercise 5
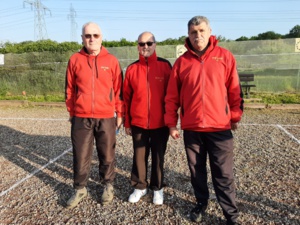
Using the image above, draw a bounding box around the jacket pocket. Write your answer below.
[75,93,92,114]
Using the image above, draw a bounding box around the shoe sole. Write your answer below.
[153,202,163,205]
[153,199,163,205]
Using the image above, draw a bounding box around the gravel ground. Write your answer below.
[0,106,299,225]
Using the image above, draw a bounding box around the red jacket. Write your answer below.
[164,36,243,132]
[65,47,124,118]
[123,52,172,129]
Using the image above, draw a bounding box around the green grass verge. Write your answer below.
[0,92,299,104]
[250,92,300,104]
[0,94,64,102]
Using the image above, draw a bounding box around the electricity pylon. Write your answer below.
[68,3,77,42]
[24,0,51,40]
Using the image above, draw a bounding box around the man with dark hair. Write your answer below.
[165,16,243,225]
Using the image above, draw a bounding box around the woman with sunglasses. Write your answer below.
[123,31,172,205]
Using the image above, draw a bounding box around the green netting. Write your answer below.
[0,38,299,95]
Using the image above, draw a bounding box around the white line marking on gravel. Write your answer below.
[0,118,298,197]
[0,147,72,197]
[277,125,300,144]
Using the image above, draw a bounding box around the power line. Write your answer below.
[67,4,77,42]
[23,0,51,40]
[0,1,299,42]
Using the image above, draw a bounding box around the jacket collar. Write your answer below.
[80,46,109,57]
[139,51,157,64]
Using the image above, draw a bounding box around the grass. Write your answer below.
[0,92,299,104]
[250,92,300,104]
[0,94,64,102]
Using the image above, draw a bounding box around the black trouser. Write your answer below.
[183,130,239,222]
[71,117,116,189]
[130,126,169,190]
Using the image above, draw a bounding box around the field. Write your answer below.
[0,106,299,225]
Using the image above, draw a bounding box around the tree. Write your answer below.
[178,36,186,43]
[235,36,249,41]
[216,35,227,42]
[158,38,178,45]
[255,31,282,40]
[285,25,300,38]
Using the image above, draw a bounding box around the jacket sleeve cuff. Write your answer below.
[116,112,124,118]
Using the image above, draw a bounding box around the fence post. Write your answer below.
[297,64,300,91]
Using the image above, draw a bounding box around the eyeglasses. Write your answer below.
[84,34,100,39]
[138,42,155,47]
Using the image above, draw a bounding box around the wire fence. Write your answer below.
[0,38,299,96]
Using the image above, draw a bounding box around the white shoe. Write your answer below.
[153,189,163,205]
[128,189,147,203]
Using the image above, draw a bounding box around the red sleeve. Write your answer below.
[65,58,76,117]
[164,63,181,128]
[226,56,244,123]
[112,61,124,118]
[123,68,132,128]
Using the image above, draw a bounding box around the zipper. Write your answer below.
[92,57,95,116]
[200,59,205,128]
[146,59,150,128]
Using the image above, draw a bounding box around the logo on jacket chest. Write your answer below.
[155,76,164,82]
[212,57,223,62]
[101,66,110,71]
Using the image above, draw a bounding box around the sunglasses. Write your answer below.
[138,42,155,47]
[84,34,100,39]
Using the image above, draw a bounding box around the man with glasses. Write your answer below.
[123,31,172,205]
[165,16,243,225]
[65,22,124,208]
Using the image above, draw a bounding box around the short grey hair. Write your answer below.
[188,16,210,30]
[81,22,102,35]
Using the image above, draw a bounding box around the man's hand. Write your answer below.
[116,117,123,131]
[125,127,132,136]
[231,122,238,131]
[169,127,180,139]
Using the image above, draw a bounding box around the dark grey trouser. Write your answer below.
[130,126,169,190]
[71,117,116,189]
[183,130,239,223]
